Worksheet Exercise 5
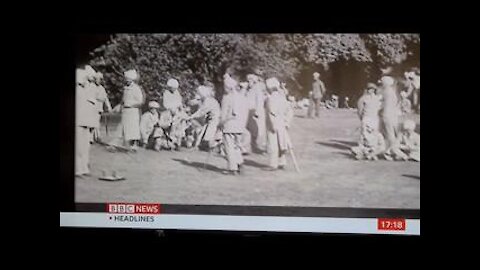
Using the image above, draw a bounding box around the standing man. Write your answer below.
[187,85,220,149]
[238,81,251,155]
[264,77,290,171]
[246,74,267,154]
[357,83,382,131]
[120,69,144,151]
[163,78,183,113]
[220,76,244,175]
[75,68,98,177]
[309,72,326,118]
[379,76,405,160]
[92,71,112,143]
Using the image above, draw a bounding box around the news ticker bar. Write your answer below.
[60,212,420,235]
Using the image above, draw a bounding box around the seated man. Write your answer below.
[154,105,175,151]
[325,95,339,109]
[398,119,420,162]
[351,118,387,161]
[139,101,160,148]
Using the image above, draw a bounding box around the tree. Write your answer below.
[87,33,420,107]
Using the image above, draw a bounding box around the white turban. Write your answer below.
[313,72,320,77]
[224,76,238,90]
[76,69,88,85]
[380,76,395,87]
[124,69,138,81]
[148,101,160,109]
[265,77,280,89]
[403,119,416,131]
[239,81,249,88]
[167,78,179,89]
[85,65,96,80]
[197,85,213,98]
[247,74,257,81]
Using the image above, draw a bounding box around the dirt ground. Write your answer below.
[76,108,420,209]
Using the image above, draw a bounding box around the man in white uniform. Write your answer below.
[246,74,267,154]
[264,77,291,170]
[187,85,220,149]
[75,68,98,177]
[237,81,251,155]
[379,76,405,160]
[220,76,244,175]
[357,83,382,132]
[92,71,112,143]
[120,69,144,151]
[163,78,183,113]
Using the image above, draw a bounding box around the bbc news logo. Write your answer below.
[107,203,161,214]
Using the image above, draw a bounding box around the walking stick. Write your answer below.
[285,130,301,173]
[104,113,109,137]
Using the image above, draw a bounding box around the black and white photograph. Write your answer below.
[75,33,420,209]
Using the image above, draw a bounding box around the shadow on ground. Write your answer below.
[172,158,225,174]
[317,139,356,151]
[243,159,269,169]
[402,174,420,180]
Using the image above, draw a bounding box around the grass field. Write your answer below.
[76,108,420,209]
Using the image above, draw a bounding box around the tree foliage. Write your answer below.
[88,33,419,106]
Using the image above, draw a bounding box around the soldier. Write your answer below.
[264,77,292,171]
[120,69,144,151]
[91,71,112,143]
[398,119,420,162]
[309,72,326,118]
[163,78,183,113]
[220,76,244,175]
[378,76,405,160]
[357,83,382,132]
[344,96,351,109]
[238,81,251,155]
[75,68,98,177]
[246,74,267,154]
[186,85,221,150]
[140,101,160,148]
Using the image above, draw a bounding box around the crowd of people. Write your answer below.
[352,73,420,162]
[76,65,296,177]
[75,65,420,178]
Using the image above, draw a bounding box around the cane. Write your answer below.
[285,130,301,173]
[104,113,109,137]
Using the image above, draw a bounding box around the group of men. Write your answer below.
[352,75,420,162]
[76,64,420,178]
[75,65,296,176]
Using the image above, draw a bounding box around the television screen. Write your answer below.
[61,33,420,235]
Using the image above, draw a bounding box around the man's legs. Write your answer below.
[223,133,241,171]
[315,98,321,117]
[75,126,91,176]
[267,131,279,168]
[308,99,314,118]
[254,114,267,153]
